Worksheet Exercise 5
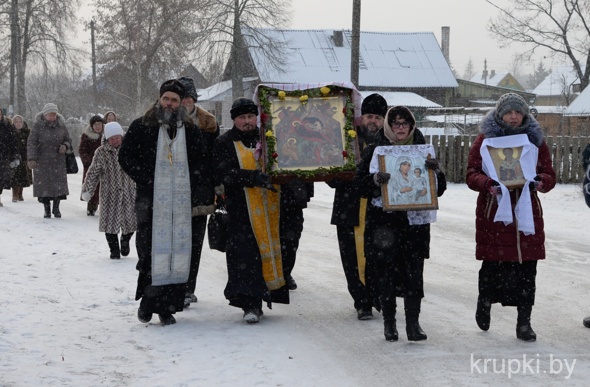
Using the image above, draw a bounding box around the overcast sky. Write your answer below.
[289,0,557,77]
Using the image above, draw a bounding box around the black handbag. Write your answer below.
[65,152,78,174]
[207,204,229,252]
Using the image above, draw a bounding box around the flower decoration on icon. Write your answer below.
[278,91,286,100]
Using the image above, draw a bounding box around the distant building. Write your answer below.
[469,70,524,91]
[199,28,458,128]
[532,65,585,106]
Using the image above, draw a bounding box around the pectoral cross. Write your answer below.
[168,151,173,166]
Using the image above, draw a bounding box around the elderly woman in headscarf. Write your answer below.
[466,93,556,342]
[27,103,73,218]
[356,105,446,342]
[79,115,105,216]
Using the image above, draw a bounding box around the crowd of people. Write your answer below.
[2,85,588,340]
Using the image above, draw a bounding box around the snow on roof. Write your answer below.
[533,65,585,96]
[197,77,258,102]
[564,86,590,116]
[531,105,567,114]
[469,71,510,87]
[359,91,441,108]
[246,29,458,89]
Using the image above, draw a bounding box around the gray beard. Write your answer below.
[156,105,178,127]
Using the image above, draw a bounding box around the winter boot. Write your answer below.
[105,233,121,259]
[43,202,51,218]
[137,308,152,323]
[120,233,133,257]
[18,186,24,201]
[475,296,491,331]
[516,305,536,342]
[52,199,61,218]
[405,296,427,341]
[384,319,398,341]
[159,313,176,326]
[12,187,20,202]
[584,316,590,328]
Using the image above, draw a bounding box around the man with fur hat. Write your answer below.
[27,103,73,218]
[326,93,387,320]
[466,92,556,341]
[79,114,105,216]
[212,97,289,324]
[177,76,220,307]
[119,79,214,326]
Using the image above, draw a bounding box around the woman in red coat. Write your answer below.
[79,115,105,215]
[466,93,556,342]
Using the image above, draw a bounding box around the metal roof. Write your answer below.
[533,66,585,96]
[246,29,458,89]
[359,91,441,108]
[564,86,590,116]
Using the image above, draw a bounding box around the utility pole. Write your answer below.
[91,19,97,108]
[350,0,361,88]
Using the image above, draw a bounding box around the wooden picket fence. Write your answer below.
[425,135,590,184]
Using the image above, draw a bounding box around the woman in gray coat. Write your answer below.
[27,103,73,218]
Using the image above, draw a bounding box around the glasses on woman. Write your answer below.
[391,121,410,129]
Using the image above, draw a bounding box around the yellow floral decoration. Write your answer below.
[265,130,273,137]
[320,86,330,95]
[278,91,286,100]
[347,130,356,138]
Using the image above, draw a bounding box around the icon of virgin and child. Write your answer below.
[273,98,346,169]
[386,156,430,205]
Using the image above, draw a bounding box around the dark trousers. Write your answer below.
[280,206,304,278]
[478,260,537,307]
[186,215,207,295]
[336,225,372,310]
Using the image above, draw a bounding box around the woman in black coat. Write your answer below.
[356,106,446,342]
[10,115,32,202]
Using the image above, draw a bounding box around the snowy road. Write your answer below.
[1,164,589,386]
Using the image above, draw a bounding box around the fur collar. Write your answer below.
[82,125,103,140]
[34,111,67,128]
[479,109,544,147]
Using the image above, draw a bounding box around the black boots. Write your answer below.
[384,320,398,341]
[105,233,121,259]
[516,305,536,342]
[475,296,491,331]
[52,200,61,218]
[405,296,427,341]
[120,233,133,257]
[584,316,590,328]
[43,202,51,218]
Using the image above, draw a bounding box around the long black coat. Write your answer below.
[11,125,32,187]
[356,128,446,298]
[0,117,18,189]
[118,113,213,306]
[212,126,289,308]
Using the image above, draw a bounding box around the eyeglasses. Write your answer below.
[391,122,410,129]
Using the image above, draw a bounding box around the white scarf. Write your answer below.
[480,134,538,235]
[151,123,192,286]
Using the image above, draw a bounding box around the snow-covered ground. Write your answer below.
[1,158,589,386]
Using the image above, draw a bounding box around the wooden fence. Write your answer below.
[426,135,590,184]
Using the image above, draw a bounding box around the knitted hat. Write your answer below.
[361,93,388,117]
[42,103,59,115]
[177,76,199,101]
[89,115,105,127]
[496,93,529,118]
[230,97,258,120]
[104,122,125,139]
[159,79,186,99]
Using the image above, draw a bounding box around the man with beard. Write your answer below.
[177,76,219,308]
[212,97,288,324]
[119,79,213,326]
[326,93,388,320]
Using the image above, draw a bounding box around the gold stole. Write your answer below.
[234,141,284,290]
[354,197,368,284]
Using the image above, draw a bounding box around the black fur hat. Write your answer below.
[159,79,186,99]
[361,93,388,117]
[177,76,199,101]
[230,97,258,120]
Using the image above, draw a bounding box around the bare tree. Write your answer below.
[91,0,204,115]
[0,0,82,116]
[486,0,590,90]
[194,0,292,99]
[462,57,476,80]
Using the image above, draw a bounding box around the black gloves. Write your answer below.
[425,158,439,171]
[529,176,543,191]
[253,170,277,192]
[373,172,391,186]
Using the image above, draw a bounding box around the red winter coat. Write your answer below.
[466,112,556,263]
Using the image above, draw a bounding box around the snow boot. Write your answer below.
[475,296,491,331]
[120,233,133,257]
[243,309,262,324]
[384,319,398,341]
[285,274,297,290]
[159,313,176,326]
[584,317,590,328]
[52,199,61,218]
[105,233,121,259]
[137,308,152,323]
[405,296,427,341]
[516,305,536,342]
[43,202,51,218]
